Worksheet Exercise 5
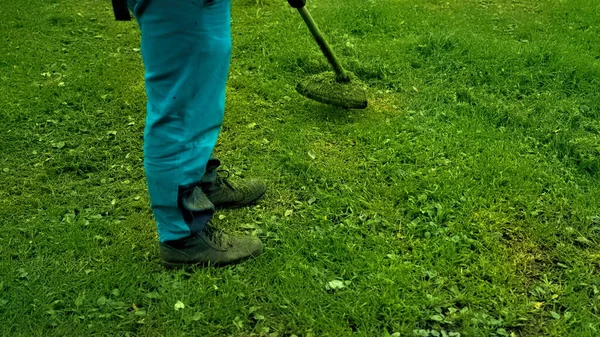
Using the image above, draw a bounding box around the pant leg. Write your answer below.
[200,156,221,186]
[130,0,232,242]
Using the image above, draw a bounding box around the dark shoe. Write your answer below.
[202,171,267,209]
[159,224,263,268]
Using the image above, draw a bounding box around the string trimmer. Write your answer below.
[287,0,368,109]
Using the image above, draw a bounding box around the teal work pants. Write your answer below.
[128,0,231,242]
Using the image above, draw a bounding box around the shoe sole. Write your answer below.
[161,247,264,269]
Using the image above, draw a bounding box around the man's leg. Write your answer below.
[130,0,262,266]
[133,0,231,242]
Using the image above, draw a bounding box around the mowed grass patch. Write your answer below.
[1,0,599,336]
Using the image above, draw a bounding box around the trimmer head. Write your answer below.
[296,72,368,109]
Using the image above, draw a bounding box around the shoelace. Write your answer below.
[203,221,226,246]
[215,170,235,191]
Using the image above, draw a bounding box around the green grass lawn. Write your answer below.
[1,0,600,336]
